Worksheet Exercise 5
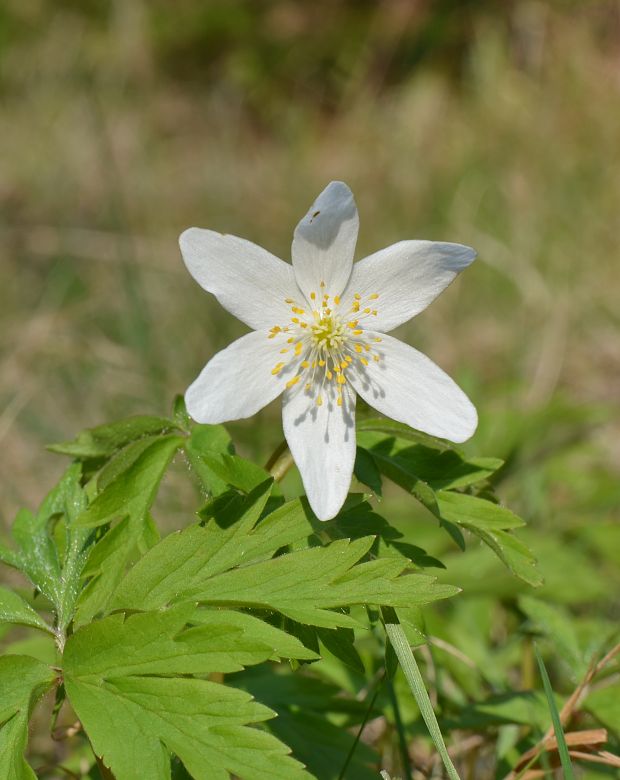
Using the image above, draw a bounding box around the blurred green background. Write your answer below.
[1,1,619,776]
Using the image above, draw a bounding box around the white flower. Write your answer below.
[180,181,477,521]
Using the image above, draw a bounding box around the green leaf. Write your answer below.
[2,464,88,613]
[535,644,575,780]
[519,596,585,675]
[111,483,314,612]
[63,609,311,780]
[77,434,184,528]
[472,527,543,587]
[238,667,379,780]
[353,447,382,496]
[0,655,57,780]
[48,415,179,459]
[358,431,502,490]
[0,587,53,633]
[191,610,319,663]
[115,528,457,629]
[435,491,525,531]
[383,616,461,780]
[75,514,159,627]
[184,423,235,497]
[356,417,451,449]
[197,452,278,495]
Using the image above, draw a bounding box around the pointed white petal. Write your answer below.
[341,241,476,332]
[282,381,356,521]
[180,228,300,330]
[292,181,359,301]
[348,332,477,443]
[185,330,290,424]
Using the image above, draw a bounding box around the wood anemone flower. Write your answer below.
[180,181,477,520]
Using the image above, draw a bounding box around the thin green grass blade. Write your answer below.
[383,616,461,780]
[534,643,575,780]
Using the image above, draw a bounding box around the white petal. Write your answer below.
[292,181,359,301]
[180,228,300,331]
[341,241,476,332]
[282,381,356,521]
[348,333,477,443]
[185,330,290,424]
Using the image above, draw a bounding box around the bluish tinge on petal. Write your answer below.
[180,228,301,331]
[347,331,477,443]
[292,181,359,302]
[282,380,356,521]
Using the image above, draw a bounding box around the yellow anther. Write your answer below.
[354,293,361,300]
[318,359,326,367]
[372,310,377,316]
[285,298,294,304]
[354,344,363,353]
[334,295,341,305]
[301,360,310,368]
[352,301,360,312]
[374,337,382,343]
[352,329,363,335]
[268,333,277,339]
[286,375,301,388]
[340,361,348,369]
[292,307,305,315]
[316,395,323,406]
[300,322,308,328]
[294,344,303,355]
[310,292,316,300]
[369,293,379,299]
[305,383,312,391]
[334,364,341,373]
[320,280,326,288]
[280,348,289,354]
[360,357,369,366]
[364,344,370,351]
[363,308,371,314]
[326,371,333,380]
[373,355,380,362]
[287,337,295,343]
[312,361,318,368]
[347,321,359,328]
[337,395,343,407]
[270,326,281,332]
[291,317,300,324]
[337,374,346,384]
[272,363,284,375]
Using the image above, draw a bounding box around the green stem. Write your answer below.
[382,611,461,780]
[266,441,295,483]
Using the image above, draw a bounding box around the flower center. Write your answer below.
[268,282,382,407]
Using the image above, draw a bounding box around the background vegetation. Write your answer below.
[1,1,619,777]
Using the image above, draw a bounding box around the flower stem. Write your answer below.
[265,440,295,483]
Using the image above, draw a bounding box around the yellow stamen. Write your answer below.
[334,295,341,305]
[360,357,369,366]
[272,363,284,375]
[286,376,301,388]
[337,374,346,384]
[316,395,323,406]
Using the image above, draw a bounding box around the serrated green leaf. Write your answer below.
[2,465,88,616]
[0,586,52,633]
[75,513,160,626]
[238,668,379,780]
[64,610,311,780]
[77,434,184,528]
[184,424,235,497]
[116,529,457,629]
[473,527,543,587]
[435,491,525,531]
[48,415,179,459]
[191,610,319,662]
[111,486,314,612]
[358,432,502,490]
[0,655,57,780]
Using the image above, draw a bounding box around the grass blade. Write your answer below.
[383,613,461,780]
[534,643,575,780]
